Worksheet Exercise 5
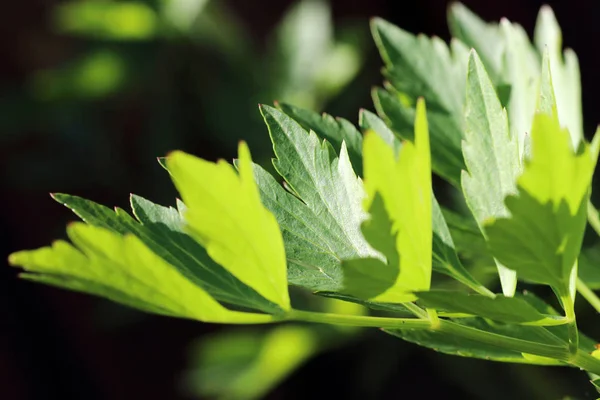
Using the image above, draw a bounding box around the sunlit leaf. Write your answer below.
[167,142,291,310]
[9,224,275,324]
[344,99,431,303]
[485,114,600,297]
[50,193,282,314]
[461,50,521,296]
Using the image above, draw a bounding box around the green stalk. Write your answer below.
[289,308,600,374]
[588,201,600,237]
[288,309,431,329]
[577,278,600,313]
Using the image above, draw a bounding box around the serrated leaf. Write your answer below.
[534,5,582,147]
[51,193,281,314]
[167,142,291,310]
[251,161,343,291]
[9,224,276,323]
[344,99,431,303]
[278,102,363,173]
[370,17,469,186]
[257,105,379,291]
[447,2,505,84]
[485,114,600,296]
[500,19,540,161]
[372,81,464,188]
[358,108,400,152]
[461,50,521,296]
[415,290,565,325]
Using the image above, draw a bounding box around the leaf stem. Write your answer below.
[289,307,600,374]
[588,200,600,237]
[576,278,600,313]
[288,309,431,329]
[559,291,579,356]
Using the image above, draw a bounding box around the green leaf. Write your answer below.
[278,102,363,174]
[342,194,399,299]
[167,142,291,310]
[415,290,565,325]
[485,114,600,295]
[51,193,282,314]
[431,196,491,296]
[9,224,276,324]
[358,108,400,152]
[447,2,505,84]
[184,325,319,400]
[370,17,469,186]
[372,84,464,187]
[257,105,379,290]
[251,161,343,291]
[461,50,521,296]
[385,317,565,365]
[534,5,582,147]
[499,19,540,160]
[344,99,431,303]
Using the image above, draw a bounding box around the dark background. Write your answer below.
[2,0,599,399]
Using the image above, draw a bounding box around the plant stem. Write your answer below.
[559,291,579,356]
[288,309,431,329]
[289,308,600,374]
[577,278,600,313]
[588,200,600,237]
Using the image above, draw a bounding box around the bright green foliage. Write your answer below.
[10,3,600,394]
[185,325,318,399]
[167,142,291,310]
[485,114,600,297]
[344,99,431,303]
[49,193,281,314]
[461,51,521,296]
[9,224,275,324]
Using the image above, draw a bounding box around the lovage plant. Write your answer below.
[11,2,600,393]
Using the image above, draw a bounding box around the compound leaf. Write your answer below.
[51,193,282,314]
[9,224,276,324]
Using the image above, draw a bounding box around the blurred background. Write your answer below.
[2,0,600,399]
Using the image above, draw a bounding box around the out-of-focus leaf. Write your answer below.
[53,1,158,40]
[184,325,319,400]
